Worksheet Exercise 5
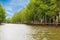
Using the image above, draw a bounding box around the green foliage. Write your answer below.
[11,0,60,23]
[0,3,6,23]
[11,8,29,23]
[26,0,60,21]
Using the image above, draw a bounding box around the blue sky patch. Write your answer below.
[0,0,29,18]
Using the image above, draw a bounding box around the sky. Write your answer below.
[0,0,29,18]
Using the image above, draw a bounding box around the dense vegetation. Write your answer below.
[0,3,6,24]
[8,0,60,24]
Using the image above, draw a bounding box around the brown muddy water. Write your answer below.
[0,24,60,40]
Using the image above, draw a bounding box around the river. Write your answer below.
[0,24,60,40]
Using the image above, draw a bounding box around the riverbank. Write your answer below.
[25,23,60,26]
[1,23,60,27]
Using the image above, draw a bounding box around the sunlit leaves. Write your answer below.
[40,4,49,10]
[0,3,6,23]
[49,4,57,10]
[11,0,60,23]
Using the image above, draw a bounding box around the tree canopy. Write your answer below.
[11,0,60,23]
[0,3,6,23]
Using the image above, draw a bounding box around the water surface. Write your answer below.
[0,24,60,40]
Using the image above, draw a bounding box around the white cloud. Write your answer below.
[4,0,29,18]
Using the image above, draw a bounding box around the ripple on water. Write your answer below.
[0,24,60,40]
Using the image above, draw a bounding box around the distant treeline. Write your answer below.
[6,0,60,24]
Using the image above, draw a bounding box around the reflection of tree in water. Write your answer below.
[26,29,51,40]
[31,32,48,40]
[30,32,57,40]
[26,26,60,40]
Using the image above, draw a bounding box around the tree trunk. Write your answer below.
[56,16,58,25]
[0,22,1,25]
[49,18,51,23]
[53,16,55,24]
